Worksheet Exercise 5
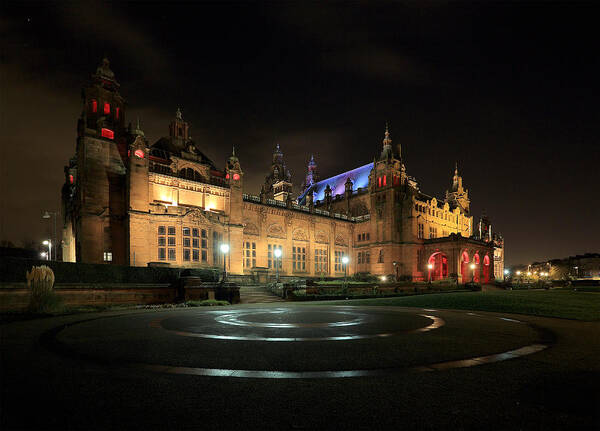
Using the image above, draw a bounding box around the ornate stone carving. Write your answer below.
[335,234,348,247]
[315,230,328,244]
[185,209,210,224]
[243,222,259,236]
[292,228,308,241]
[267,223,286,239]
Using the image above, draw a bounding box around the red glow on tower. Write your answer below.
[92,100,97,113]
[233,173,240,181]
[383,175,387,186]
[104,103,110,114]
[134,149,145,159]
[116,107,120,119]
[69,175,74,184]
[225,173,230,180]
[378,177,382,187]
[101,128,114,139]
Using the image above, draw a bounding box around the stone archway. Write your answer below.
[483,254,491,283]
[428,252,448,281]
[460,250,470,283]
[473,253,481,283]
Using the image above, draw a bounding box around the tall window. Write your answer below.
[417,223,424,239]
[158,226,166,260]
[167,226,176,261]
[378,249,384,263]
[91,99,97,113]
[104,102,110,114]
[243,242,256,269]
[314,248,328,273]
[212,231,223,265]
[268,244,282,269]
[292,246,306,271]
[365,250,370,264]
[334,250,347,272]
[429,227,437,239]
[103,252,112,262]
[183,227,191,261]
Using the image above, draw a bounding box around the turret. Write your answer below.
[445,162,470,215]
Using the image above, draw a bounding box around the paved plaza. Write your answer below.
[2,303,599,430]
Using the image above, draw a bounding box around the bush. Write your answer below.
[186,299,230,307]
[26,265,63,313]
[464,282,482,291]
[352,272,378,282]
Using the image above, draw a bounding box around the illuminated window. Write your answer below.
[101,128,114,139]
[417,223,424,239]
[383,175,387,186]
[334,251,347,272]
[103,252,112,262]
[378,177,382,187]
[243,242,256,268]
[69,175,74,184]
[267,244,282,269]
[213,232,223,265]
[314,248,328,273]
[91,100,97,113]
[115,107,120,119]
[293,246,306,271]
[168,248,176,261]
[104,103,110,114]
[158,226,166,260]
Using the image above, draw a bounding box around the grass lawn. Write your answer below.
[326,289,600,321]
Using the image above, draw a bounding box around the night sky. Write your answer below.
[1,2,598,265]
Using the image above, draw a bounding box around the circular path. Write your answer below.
[48,305,550,378]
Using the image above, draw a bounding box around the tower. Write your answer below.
[74,58,128,264]
[169,108,190,143]
[262,143,293,201]
[226,147,244,275]
[304,155,318,189]
[445,163,470,215]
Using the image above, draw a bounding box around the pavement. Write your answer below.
[1,302,599,430]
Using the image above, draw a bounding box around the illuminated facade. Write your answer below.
[61,59,502,282]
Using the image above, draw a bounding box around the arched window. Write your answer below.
[91,99,97,113]
[104,103,110,114]
[179,168,205,183]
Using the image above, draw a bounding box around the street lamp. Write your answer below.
[342,255,349,290]
[504,268,510,282]
[427,263,433,283]
[273,247,282,283]
[470,263,476,283]
[40,252,47,259]
[220,243,229,282]
[42,240,51,262]
[42,211,58,260]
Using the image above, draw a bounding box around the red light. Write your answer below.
[69,175,74,184]
[383,175,387,186]
[104,103,110,114]
[134,149,144,159]
[101,128,114,139]
[226,173,230,180]
[233,173,240,181]
[116,107,120,119]
[92,100,97,113]
[378,177,381,187]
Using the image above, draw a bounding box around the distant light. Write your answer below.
[380,275,387,282]
[43,240,50,245]
[40,252,47,258]
[470,263,476,270]
[427,263,433,270]
[516,271,521,275]
[342,256,349,264]
[220,243,230,254]
[527,272,532,276]
[504,269,510,275]
[274,248,282,258]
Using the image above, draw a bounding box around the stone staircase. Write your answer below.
[239,285,285,304]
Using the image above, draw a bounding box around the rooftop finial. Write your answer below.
[455,161,458,176]
[134,116,145,137]
[232,145,236,157]
[383,122,392,146]
[176,107,183,120]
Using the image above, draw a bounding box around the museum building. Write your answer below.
[61,59,503,283]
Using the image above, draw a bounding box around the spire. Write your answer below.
[134,116,145,137]
[383,122,392,146]
[176,107,183,120]
[232,145,236,157]
[455,161,458,176]
[379,122,394,160]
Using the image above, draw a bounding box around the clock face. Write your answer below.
[233,173,240,181]
[134,149,144,159]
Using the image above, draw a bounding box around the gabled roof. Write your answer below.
[298,162,373,205]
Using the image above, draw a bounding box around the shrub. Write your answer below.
[186,299,230,307]
[26,265,63,313]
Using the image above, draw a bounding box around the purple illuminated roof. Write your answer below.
[298,162,374,204]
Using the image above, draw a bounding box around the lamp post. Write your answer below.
[42,211,58,260]
[503,269,510,282]
[220,243,229,282]
[427,263,433,283]
[470,263,476,283]
[273,247,282,283]
[42,240,51,262]
[342,255,349,291]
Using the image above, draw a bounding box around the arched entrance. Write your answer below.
[460,251,469,283]
[483,254,491,283]
[473,253,481,283]
[428,252,448,281]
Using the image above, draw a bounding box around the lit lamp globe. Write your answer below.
[341,256,349,265]
[427,263,433,270]
[43,240,50,245]
[273,248,282,258]
[40,252,47,258]
[470,264,476,270]
[220,243,230,254]
[504,269,510,275]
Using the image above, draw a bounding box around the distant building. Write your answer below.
[61,59,502,283]
[531,254,600,280]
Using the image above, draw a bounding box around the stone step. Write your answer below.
[239,286,285,303]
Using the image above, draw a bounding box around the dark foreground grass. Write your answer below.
[327,289,600,321]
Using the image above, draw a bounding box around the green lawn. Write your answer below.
[326,289,600,321]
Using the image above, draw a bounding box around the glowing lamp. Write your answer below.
[504,269,510,275]
[43,240,50,245]
[342,256,349,265]
[380,275,387,282]
[516,271,521,275]
[427,263,433,270]
[101,128,114,139]
[527,272,532,276]
[40,252,47,258]
[274,248,282,258]
[220,243,230,254]
[470,263,476,270]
